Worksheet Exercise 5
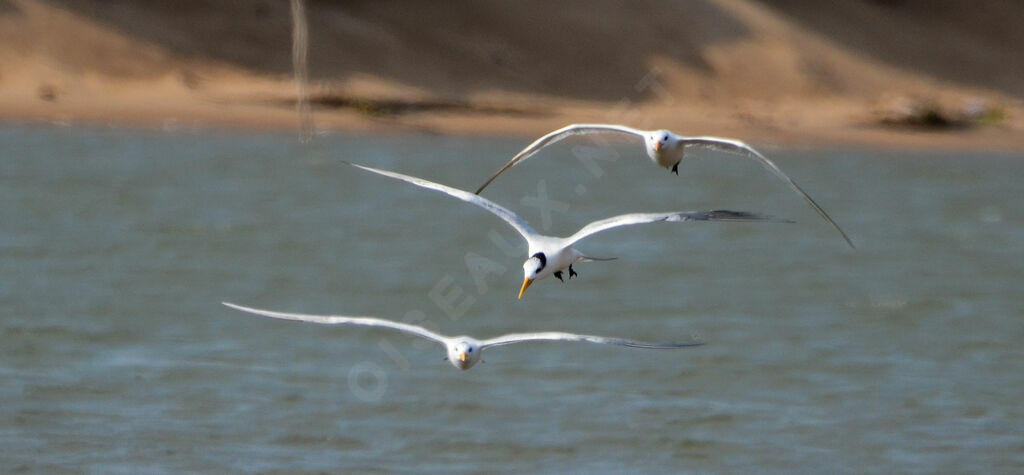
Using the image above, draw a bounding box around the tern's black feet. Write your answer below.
[554,271,564,282]
[568,265,578,279]
[671,162,680,175]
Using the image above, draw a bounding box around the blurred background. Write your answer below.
[3,1,1024,472]
[1,0,1022,148]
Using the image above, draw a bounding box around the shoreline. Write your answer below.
[3,0,1023,152]
[3,92,1022,153]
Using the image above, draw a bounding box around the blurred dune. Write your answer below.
[1,0,1022,149]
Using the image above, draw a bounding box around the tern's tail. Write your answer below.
[578,255,617,262]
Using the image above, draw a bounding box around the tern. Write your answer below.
[223,302,703,370]
[473,123,854,249]
[349,162,783,299]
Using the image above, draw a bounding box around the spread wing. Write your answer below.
[680,136,855,249]
[481,331,704,349]
[349,162,538,241]
[474,124,647,194]
[564,209,782,246]
[222,302,448,345]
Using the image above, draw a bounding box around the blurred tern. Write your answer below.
[349,162,783,299]
[223,302,703,370]
[474,123,854,249]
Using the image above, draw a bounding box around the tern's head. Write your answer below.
[519,252,547,299]
[446,338,481,370]
[648,129,673,153]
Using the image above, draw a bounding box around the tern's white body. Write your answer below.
[446,336,484,370]
[524,237,582,283]
[647,131,686,168]
[475,123,855,249]
[349,162,778,298]
[222,302,703,371]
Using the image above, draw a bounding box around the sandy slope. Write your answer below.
[0,0,1022,150]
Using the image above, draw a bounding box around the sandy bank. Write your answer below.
[0,0,1022,150]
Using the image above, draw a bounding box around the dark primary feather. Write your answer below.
[673,209,794,223]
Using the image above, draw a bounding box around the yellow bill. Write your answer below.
[518,278,534,299]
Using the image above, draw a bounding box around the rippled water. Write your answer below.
[2,125,1023,472]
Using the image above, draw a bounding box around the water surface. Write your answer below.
[2,125,1022,472]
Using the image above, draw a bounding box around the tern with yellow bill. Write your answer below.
[349,162,783,299]
[223,302,703,371]
[474,123,854,249]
